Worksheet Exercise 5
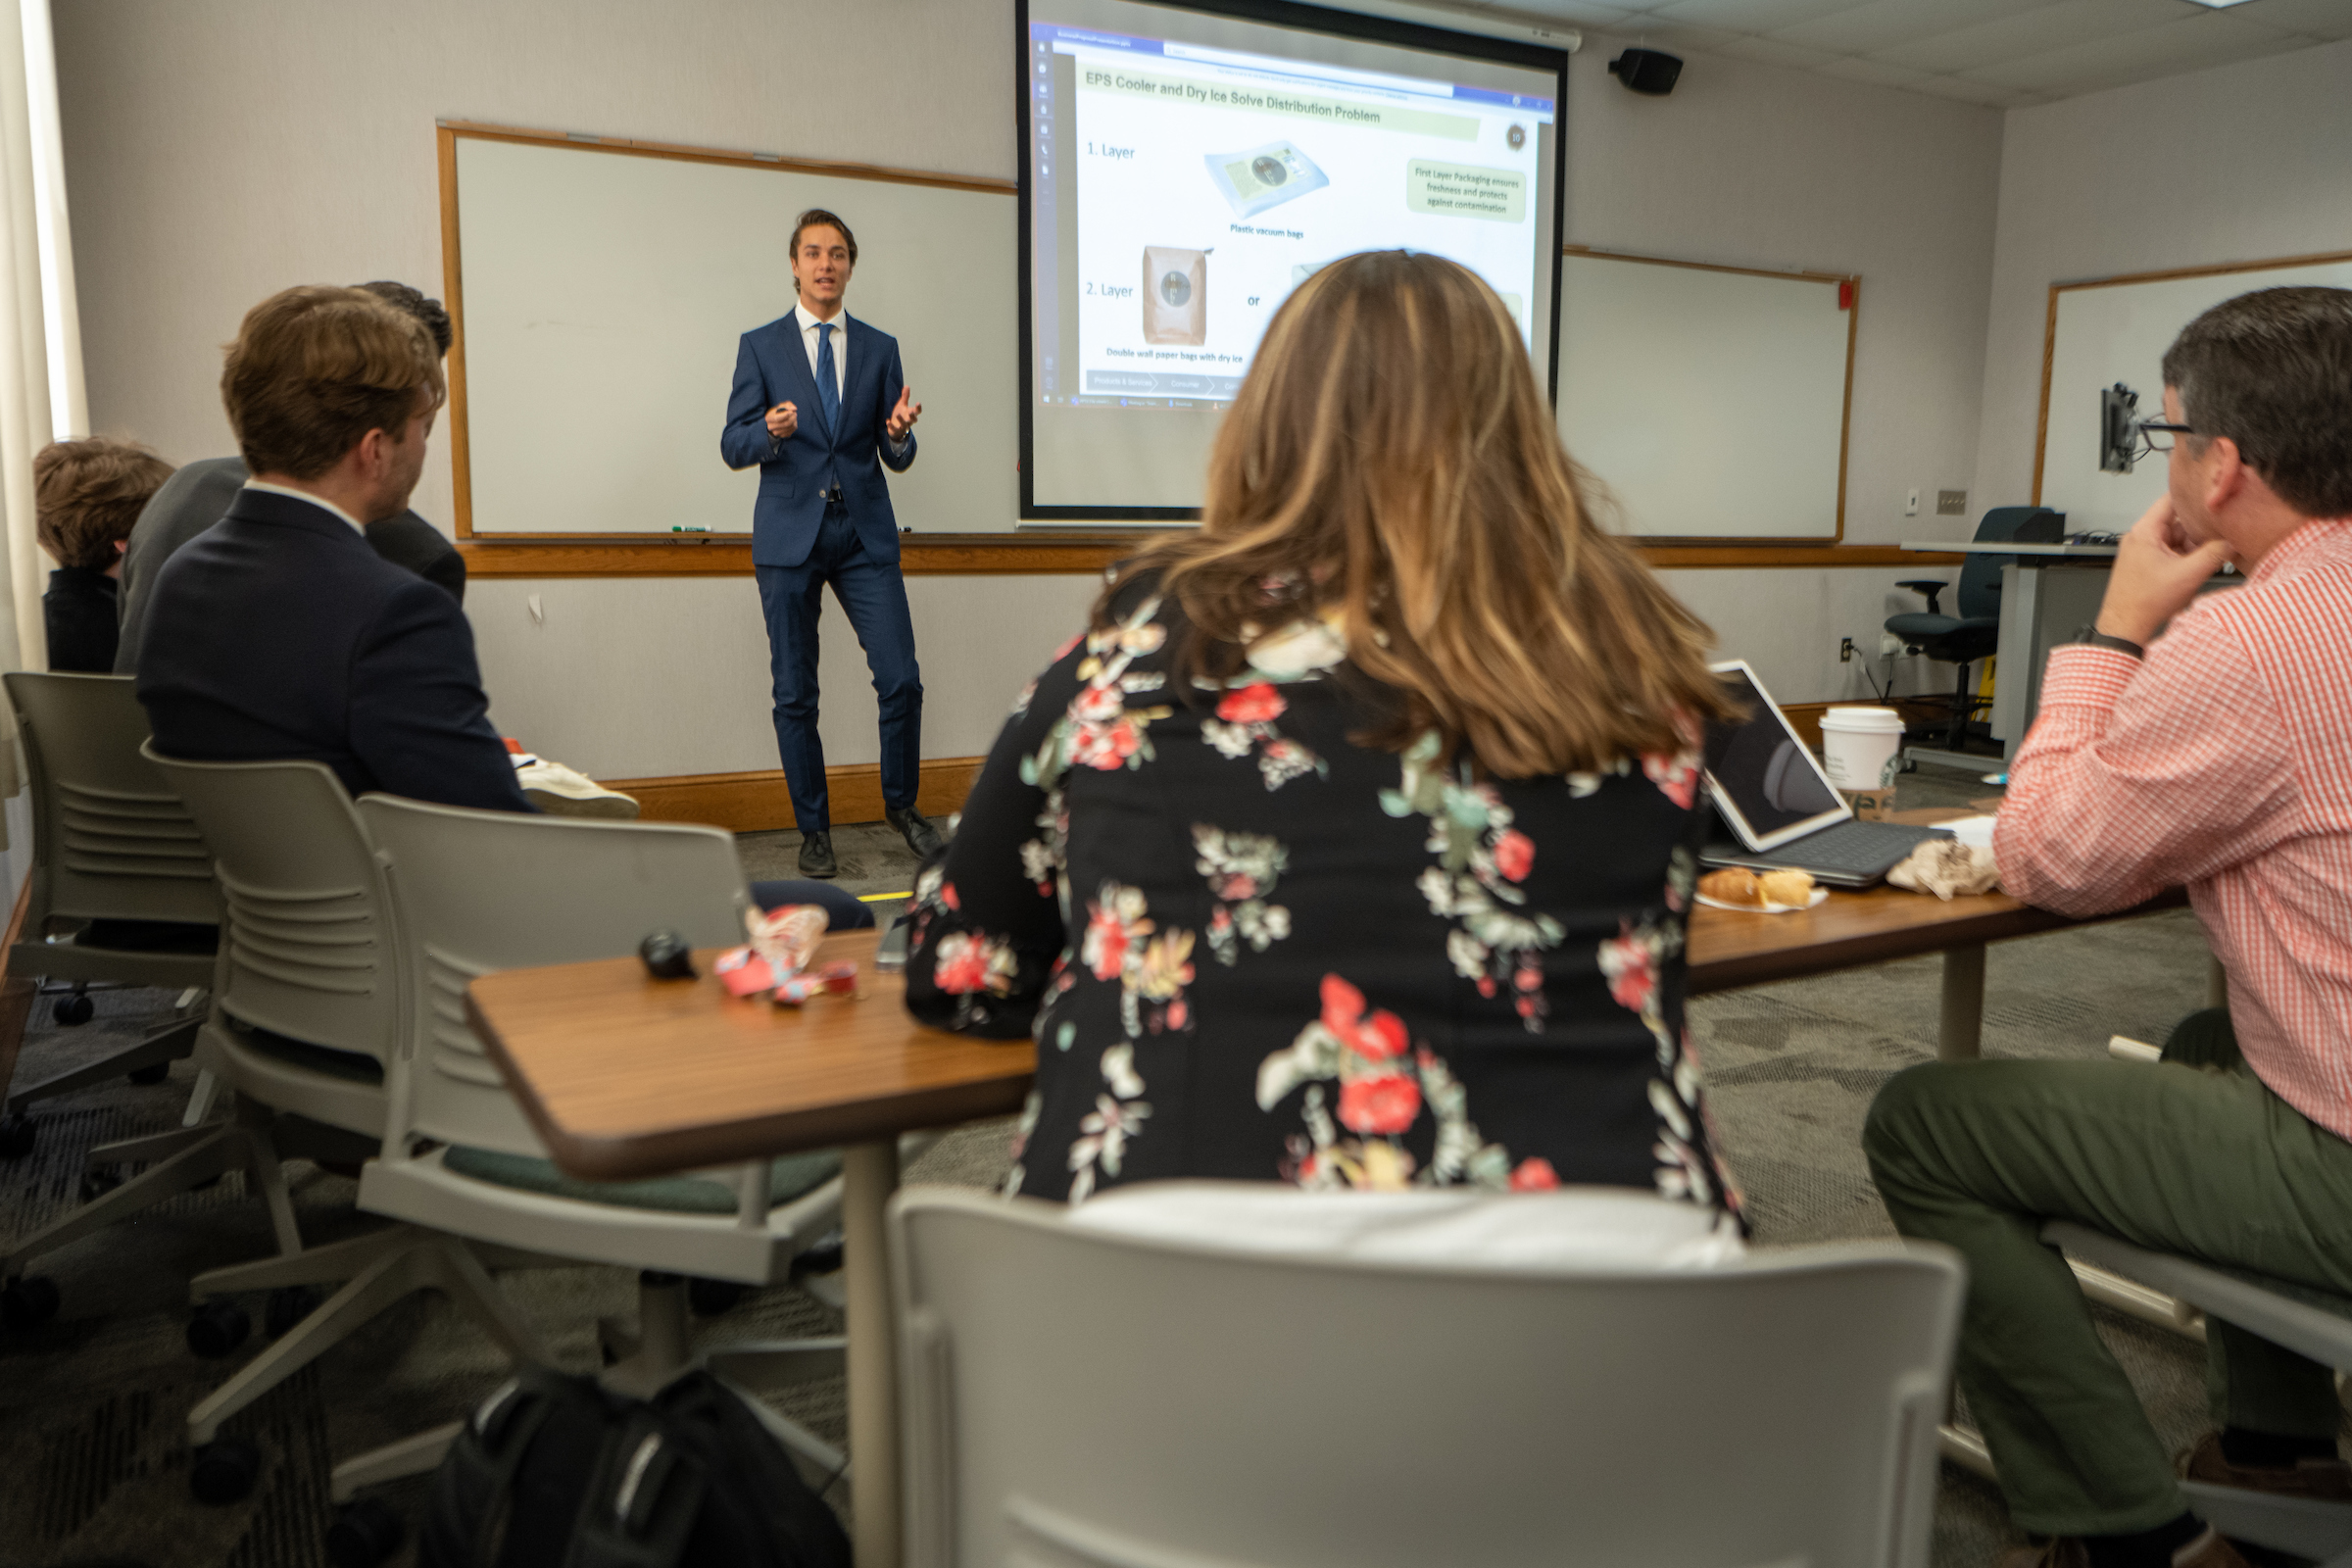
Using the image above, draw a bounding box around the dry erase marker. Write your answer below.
[672,525,708,532]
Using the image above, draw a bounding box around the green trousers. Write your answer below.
[1863,1010,2352,1536]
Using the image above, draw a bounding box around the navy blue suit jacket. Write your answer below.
[136,488,531,812]
[719,310,916,568]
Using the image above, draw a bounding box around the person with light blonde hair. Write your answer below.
[903,249,1741,1210]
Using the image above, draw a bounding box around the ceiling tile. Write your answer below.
[1479,0,1640,24]
[1900,72,2042,103]
[1962,9,2308,88]
[1713,33,1844,63]
[1601,19,1749,47]
[1873,0,2187,72]
[1810,54,1934,81]
[1646,0,1874,28]
[2219,0,2352,37]
[1771,0,2055,54]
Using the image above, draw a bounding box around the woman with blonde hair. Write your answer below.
[905,249,1740,1212]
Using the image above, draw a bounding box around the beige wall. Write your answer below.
[1972,35,2352,513]
[55,0,2008,771]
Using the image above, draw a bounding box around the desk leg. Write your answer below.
[1939,944,1986,1061]
[844,1139,902,1568]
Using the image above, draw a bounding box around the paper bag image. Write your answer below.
[1143,245,1207,346]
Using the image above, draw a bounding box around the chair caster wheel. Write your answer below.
[187,1298,252,1358]
[0,1113,32,1159]
[128,1061,171,1085]
[688,1277,746,1316]
[2,1275,60,1330]
[53,994,94,1026]
[325,1496,407,1567]
[79,1169,122,1202]
[189,1435,262,1504]
[264,1285,319,1339]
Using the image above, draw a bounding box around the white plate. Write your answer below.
[1696,886,1831,914]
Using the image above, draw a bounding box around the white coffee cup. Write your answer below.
[1819,706,1906,791]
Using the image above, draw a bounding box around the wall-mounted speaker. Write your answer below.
[1607,49,1683,95]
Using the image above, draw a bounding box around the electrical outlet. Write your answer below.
[1936,489,1968,516]
[1904,488,1920,516]
[1839,637,1855,663]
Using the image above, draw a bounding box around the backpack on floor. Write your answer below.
[418,1362,853,1568]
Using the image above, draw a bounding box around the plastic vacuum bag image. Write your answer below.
[1143,245,1207,345]
[1204,140,1331,219]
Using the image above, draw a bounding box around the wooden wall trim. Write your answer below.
[458,539,1961,579]
[612,756,985,835]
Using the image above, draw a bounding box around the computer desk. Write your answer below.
[466,868,2188,1568]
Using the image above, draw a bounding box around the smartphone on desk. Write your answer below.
[875,914,911,971]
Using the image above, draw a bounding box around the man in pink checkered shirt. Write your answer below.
[1868,287,2352,1568]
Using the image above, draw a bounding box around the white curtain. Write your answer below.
[0,0,81,815]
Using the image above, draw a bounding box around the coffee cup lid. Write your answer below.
[1820,706,1905,733]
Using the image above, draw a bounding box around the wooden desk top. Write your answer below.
[470,855,2185,1182]
[467,929,1035,1182]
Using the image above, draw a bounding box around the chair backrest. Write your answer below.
[141,747,400,1063]
[891,1188,1963,1568]
[1957,506,2066,620]
[355,794,751,1154]
[4,672,218,928]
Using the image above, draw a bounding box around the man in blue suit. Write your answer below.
[722,208,941,878]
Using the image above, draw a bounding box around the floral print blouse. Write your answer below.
[903,580,1740,1220]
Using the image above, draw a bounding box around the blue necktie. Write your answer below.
[814,321,841,441]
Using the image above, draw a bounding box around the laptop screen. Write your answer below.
[1702,662,1850,850]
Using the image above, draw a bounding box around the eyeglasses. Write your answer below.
[2134,418,2198,458]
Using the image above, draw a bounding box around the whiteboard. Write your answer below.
[2039,252,2352,536]
[453,134,1018,536]
[1555,251,1853,540]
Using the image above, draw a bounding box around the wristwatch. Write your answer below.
[2069,624,2144,659]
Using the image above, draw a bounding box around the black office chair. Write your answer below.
[1887,507,2064,752]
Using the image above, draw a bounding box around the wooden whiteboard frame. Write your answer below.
[2031,245,2352,505]
[1561,246,1859,546]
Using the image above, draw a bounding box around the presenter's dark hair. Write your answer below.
[220,285,444,481]
[2162,286,2352,518]
[356,279,454,357]
[790,210,858,273]
[33,437,173,569]
[1103,249,1734,780]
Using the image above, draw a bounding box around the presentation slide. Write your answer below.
[1021,0,1565,519]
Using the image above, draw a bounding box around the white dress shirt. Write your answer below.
[243,479,366,535]
[787,299,908,457]
[792,301,851,402]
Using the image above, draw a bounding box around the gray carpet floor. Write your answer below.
[1,773,2316,1567]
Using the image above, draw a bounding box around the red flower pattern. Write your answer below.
[1071,718,1143,770]
[1598,926,1657,1015]
[1338,1072,1421,1136]
[1084,906,1130,980]
[1320,973,1407,1061]
[1508,1156,1560,1191]
[1642,750,1700,809]
[1217,682,1286,724]
[1493,829,1535,883]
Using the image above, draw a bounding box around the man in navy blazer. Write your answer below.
[139,285,532,813]
[722,208,943,877]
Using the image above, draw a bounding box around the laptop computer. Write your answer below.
[1699,661,1952,888]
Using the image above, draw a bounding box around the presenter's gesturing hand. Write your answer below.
[765,402,798,440]
[886,387,922,443]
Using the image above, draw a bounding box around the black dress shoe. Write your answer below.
[797,829,837,878]
[885,805,946,859]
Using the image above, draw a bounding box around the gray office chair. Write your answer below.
[0,673,219,1153]
[1888,506,2065,752]
[892,1185,1964,1568]
[327,795,854,1503]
